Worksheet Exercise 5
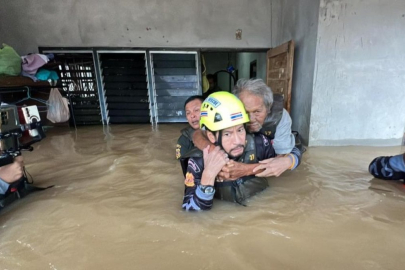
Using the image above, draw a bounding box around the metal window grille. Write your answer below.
[149,51,200,123]
[54,53,102,125]
[98,52,150,124]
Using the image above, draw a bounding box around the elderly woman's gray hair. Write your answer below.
[232,79,274,112]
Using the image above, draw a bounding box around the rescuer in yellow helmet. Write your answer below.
[181,92,277,211]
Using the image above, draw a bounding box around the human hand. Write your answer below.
[252,156,292,177]
[218,160,250,181]
[201,146,229,185]
[0,156,24,183]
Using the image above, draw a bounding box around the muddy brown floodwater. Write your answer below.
[0,124,404,270]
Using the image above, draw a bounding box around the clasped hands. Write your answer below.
[217,155,292,181]
[203,146,293,182]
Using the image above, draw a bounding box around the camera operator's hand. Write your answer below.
[0,156,24,183]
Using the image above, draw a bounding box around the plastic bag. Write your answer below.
[0,43,22,76]
[47,88,70,123]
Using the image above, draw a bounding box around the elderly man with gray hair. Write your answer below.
[234,79,295,154]
[193,78,301,180]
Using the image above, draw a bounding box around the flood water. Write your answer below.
[1,124,405,270]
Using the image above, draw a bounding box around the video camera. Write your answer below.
[0,105,46,167]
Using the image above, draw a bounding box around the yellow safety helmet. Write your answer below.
[200,91,249,131]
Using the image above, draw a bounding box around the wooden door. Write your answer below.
[266,40,294,112]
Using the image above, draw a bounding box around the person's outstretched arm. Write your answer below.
[253,146,301,177]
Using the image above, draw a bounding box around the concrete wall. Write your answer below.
[3,0,403,146]
[310,0,405,146]
[271,0,320,145]
[0,0,272,55]
[236,52,267,81]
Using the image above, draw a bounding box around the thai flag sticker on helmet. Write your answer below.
[201,111,208,117]
[231,112,243,121]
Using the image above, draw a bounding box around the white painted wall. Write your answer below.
[310,0,405,146]
[0,0,272,55]
[271,0,320,145]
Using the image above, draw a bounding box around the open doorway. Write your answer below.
[202,51,267,95]
[202,41,294,113]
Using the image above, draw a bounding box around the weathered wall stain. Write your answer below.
[310,0,405,146]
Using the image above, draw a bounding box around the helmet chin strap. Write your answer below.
[214,130,223,150]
